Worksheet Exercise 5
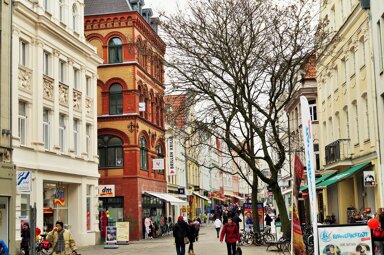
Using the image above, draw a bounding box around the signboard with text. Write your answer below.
[98,185,115,197]
[17,171,31,193]
[153,158,165,170]
[168,137,175,176]
[318,225,373,255]
[116,222,129,244]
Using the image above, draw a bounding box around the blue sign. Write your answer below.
[178,188,185,195]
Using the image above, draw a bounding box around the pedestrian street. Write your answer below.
[78,223,281,255]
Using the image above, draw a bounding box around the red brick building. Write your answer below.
[84,0,168,240]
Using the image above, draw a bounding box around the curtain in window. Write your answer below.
[109,37,123,63]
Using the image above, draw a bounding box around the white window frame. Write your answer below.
[86,124,91,157]
[43,109,50,150]
[72,4,78,33]
[19,40,27,66]
[86,76,91,96]
[73,68,80,89]
[59,0,65,23]
[59,114,66,153]
[44,0,49,12]
[18,101,27,146]
[353,101,359,144]
[363,95,370,140]
[59,60,65,83]
[43,51,50,76]
[309,100,317,121]
[73,119,79,156]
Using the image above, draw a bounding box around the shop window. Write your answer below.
[98,135,124,168]
[99,197,124,222]
[109,83,123,115]
[86,185,92,231]
[43,182,68,232]
[108,37,123,64]
[140,136,148,170]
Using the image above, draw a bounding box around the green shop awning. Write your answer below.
[300,173,336,192]
[316,162,371,188]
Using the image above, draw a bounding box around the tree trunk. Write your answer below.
[252,176,260,233]
[271,182,290,238]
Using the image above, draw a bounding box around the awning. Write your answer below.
[225,194,245,200]
[143,191,188,205]
[192,191,210,202]
[317,162,371,188]
[212,196,227,202]
[300,172,337,192]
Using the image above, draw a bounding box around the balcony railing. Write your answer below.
[325,139,351,165]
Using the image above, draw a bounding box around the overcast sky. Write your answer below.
[144,0,187,16]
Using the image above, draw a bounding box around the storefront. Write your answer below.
[143,191,188,221]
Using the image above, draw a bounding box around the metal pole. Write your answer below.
[30,203,37,255]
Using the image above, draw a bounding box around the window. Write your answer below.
[359,37,366,68]
[86,185,92,231]
[328,117,333,142]
[43,51,50,76]
[73,68,80,89]
[309,100,317,121]
[363,95,370,140]
[335,112,340,140]
[86,77,91,96]
[86,124,91,157]
[72,4,78,33]
[379,20,384,72]
[59,61,65,83]
[98,135,124,167]
[140,136,148,170]
[18,101,27,145]
[108,37,123,64]
[350,48,356,77]
[73,119,79,156]
[19,40,27,66]
[59,114,66,153]
[156,144,164,174]
[59,0,64,23]
[44,0,48,11]
[343,106,350,139]
[353,101,359,144]
[43,109,50,150]
[341,57,347,83]
[109,84,123,115]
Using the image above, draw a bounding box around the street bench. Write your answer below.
[265,237,290,254]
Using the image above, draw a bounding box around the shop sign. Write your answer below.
[54,186,65,206]
[318,225,372,254]
[98,185,115,197]
[363,171,375,187]
[116,222,129,244]
[152,158,164,170]
[168,137,175,176]
[139,102,146,112]
[17,171,31,193]
[178,188,185,195]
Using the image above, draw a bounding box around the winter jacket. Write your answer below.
[46,229,77,255]
[21,228,30,250]
[220,223,240,243]
[188,224,197,243]
[214,219,222,228]
[173,220,189,244]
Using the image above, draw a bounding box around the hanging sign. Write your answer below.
[363,171,375,187]
[168,137,175,176]
[153,158,165,170]
[17,171,31,193]
[98,185,115,197]
[54,186,65,206]
[139,102,146,112]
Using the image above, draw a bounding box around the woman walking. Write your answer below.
[214,217,222,238]
[173,216,189,255]
[220,217,240,255]
[20,222,30,255]
[188,220,197,255]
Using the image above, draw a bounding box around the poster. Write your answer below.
[292,154,306,254]
[243,203,264,231]
[17,171,31,192]
[318,225,373,255]
[106,226,117,243]
[301,96,319,255]
[116,222,129,243]
[363,171,376,187]
[257,203,264,231]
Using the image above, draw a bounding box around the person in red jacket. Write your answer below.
[220,217,240,255]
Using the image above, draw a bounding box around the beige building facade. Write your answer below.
[12,0,101,247]
[317,0,379,224]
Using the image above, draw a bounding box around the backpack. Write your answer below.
[373,227,384,240]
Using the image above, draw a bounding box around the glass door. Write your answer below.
[0,197,9,248]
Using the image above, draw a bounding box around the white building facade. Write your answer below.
[12,0,101,246]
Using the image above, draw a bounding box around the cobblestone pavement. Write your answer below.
[78,224,282,255]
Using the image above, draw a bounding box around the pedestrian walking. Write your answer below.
[193,218,200,241]
[232,212,242,232]
[46,221,78,255]
[20,222,30,255]
[265,214,273,227]
[373,210,384,254]
[173,215,189,255]
[214,217,222,238]
[188,220,197,255]
[220,217,240,255]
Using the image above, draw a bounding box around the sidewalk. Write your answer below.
[77,224,281,255]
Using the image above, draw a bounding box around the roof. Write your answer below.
[84,0,132,16]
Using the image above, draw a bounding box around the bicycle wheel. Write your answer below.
[262,234,275,245]
[253,234,263,246]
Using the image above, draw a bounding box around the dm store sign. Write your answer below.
[318,225,373,255]
[98,185,115,197]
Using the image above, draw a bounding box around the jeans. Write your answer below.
[216,228,220,238]
[375,241,383,255]
[176,242,186,255]
[226,242,236,255]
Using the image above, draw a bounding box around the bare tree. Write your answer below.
[162,0,327,237]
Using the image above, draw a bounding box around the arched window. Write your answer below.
[140,136,148,170]
[109,83,123,115]
[156,143,164,174]
[72,4,78,32]
[109,37,123,63]
[98,135,124,167]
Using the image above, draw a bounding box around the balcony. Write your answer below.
[324,139,351,167]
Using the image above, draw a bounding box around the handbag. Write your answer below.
[184,236,190,244]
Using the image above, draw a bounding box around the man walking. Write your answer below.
[173,216,189,255]
[47,221,77,255]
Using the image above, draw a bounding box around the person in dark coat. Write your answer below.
[173,216,189,255]
[188,220,197,255]
[232,213,242,231]
[20,222,30,255]
[220,217,240,255]
[265,214,273,226]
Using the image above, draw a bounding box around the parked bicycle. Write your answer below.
[239,226,275,246]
